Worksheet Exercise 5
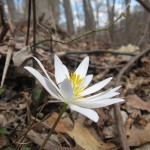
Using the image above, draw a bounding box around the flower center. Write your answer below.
[69,73,84,99]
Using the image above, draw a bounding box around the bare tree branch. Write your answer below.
[136,0,150,13]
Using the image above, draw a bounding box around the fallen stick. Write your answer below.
[56,49,135,57]
[114,46,150,150]
[65,50,135,56]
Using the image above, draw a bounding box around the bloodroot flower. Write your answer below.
[24,55,124,122]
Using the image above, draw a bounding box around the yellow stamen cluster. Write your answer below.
[69,73,84,99]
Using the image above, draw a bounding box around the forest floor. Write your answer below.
[0,22,150,150]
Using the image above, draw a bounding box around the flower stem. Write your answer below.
[39,103,68,150]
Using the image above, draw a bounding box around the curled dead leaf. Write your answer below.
[44,112,116,150]
[125,94,150,112]
[12,46,33,66]
[127,123,150,146]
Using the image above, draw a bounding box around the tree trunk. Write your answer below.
[6,0,18,22]
[36,0,56,29]
[22,0,28,21]
[52,0,59,25]
[106,0,116,43]
[125,0,130,43]
[63,0,75,34]
[83,0,96,31]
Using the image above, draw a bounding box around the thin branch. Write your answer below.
[36,45,135,56]
[136,0,150,13]
[25,0,31,46]
[117,46,150,81]
[114,104,130,150]
[32,0,37,56]
[59,49,135,56]
[114,46,150,150]
[36,21,54,53]
[67,56,124,70]
[32,9,126,47]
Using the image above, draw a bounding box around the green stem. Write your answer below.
[39,103,68,150]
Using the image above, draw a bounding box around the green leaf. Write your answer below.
[0,88,5,95]
[33,88,42,103]
[20,147,30,150]
[0,128,10,135]
[3,147,11,150]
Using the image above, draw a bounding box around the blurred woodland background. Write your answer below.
[3,0,150,46]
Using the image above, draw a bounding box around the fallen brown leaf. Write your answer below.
[68,122,116,150]
[12,46,33,66]
[45,112,74,132]
[45,112,116,150]
[125,94,150,112]
[127,123,150,146]
[27,129,84,150]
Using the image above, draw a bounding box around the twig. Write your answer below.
[114,104,129,150]
[117,47,150,81]
[0,39,15,87]
[31,9,125,47]
[57,49,135,56]
[68,56,124,70]
[136,0,150,13]
[36,21,54,53]
[16,100,49,150]
[114,46,150,150]
[25,0,31,46]
[32,0,37,56]
[0,16,15,87]
[17,1,37,149]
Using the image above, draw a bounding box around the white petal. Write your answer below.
[94,92,120,100]
[78,92,120,102]
[62,64,70,78]
[77,86,121,102]
[69,104,99,122]
[54,55,67,85]
[111,86,121,92]
[80,75,93,89]
[94,86,121,98]
[81,77,113,96]
[24,67,60,99]
[33,57,50,80]
[74,98,124,108]
[75,57,89,78]
[44,77,63,99]
[59,79,73,103]
[33,57,59,91]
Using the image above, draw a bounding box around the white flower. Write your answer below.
[24,55,124,122]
